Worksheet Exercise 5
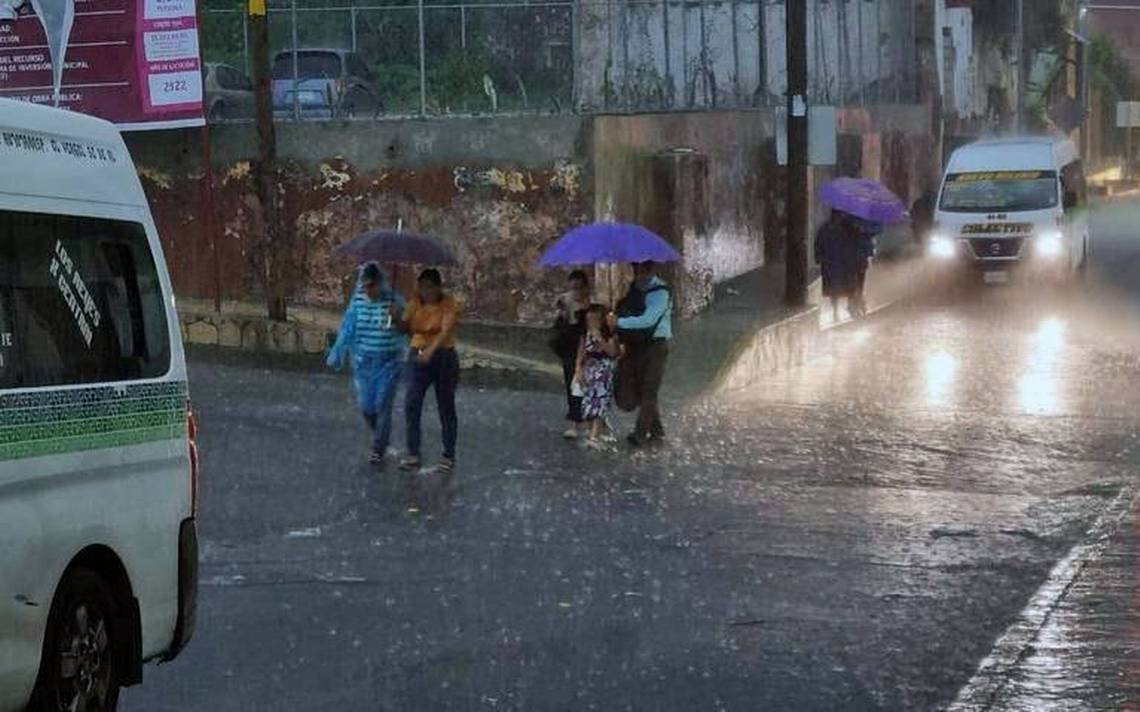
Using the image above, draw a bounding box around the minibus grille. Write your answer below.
[968,237,1024,259]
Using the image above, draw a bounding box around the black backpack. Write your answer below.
[616,284,670,346]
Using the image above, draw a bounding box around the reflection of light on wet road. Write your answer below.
[924,350,958,407]
[1017,317,1066,415]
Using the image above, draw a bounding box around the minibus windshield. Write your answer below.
[939,171,1058,213]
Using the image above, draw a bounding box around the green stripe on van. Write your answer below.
[0,382,188,462]
[0,394,187,427]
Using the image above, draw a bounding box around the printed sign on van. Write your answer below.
[0,0,203,130]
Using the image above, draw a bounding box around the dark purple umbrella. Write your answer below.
[539,223,681,266]
[332,229,457,266]
[820,177,909,225]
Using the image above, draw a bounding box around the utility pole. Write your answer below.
[784,0,808,307]
[1015,0,1024,132]
[249,0,287,320]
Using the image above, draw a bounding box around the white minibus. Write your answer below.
[0,99,198,712]
[927,137,1090,284]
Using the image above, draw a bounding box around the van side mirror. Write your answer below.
[1063,190,1078,210]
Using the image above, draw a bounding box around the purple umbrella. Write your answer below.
[539,223,681,266]
[820,177,909,225]
[331,229,457,266]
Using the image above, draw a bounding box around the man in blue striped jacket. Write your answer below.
[326,263,407,465]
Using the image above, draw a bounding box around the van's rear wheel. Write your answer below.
[29,568,122,712]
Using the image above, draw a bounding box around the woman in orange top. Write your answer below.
[398,268,461,473]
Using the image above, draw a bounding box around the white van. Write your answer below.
[927,137,1090,283]
[0,100,197,711]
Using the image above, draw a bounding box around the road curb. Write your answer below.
[707,306,822,393]
[947,484,1139,712]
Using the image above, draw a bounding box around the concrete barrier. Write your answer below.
[709,306,822,393]
[177,309,562,391]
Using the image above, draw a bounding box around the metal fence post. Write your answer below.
[756,0,765,105]
[876,0,882,103]
[680,1,688,106]
[662,0,670,108]
[857,0,864,105]
[292,0,301,120]
[418,0,427,115]
[351,4,357,52]
[242,10,250,75]
[606,0,614,109]
[698,0,707,105]
[571,0,579,110]
[460,5,467,50]
[731,0,740,104]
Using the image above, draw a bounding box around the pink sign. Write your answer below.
[0,0,203,130]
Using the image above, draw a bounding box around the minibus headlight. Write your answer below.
[928,234,956,260]
[1036,231,1064,259]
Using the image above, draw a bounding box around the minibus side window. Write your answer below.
[0,210,171,388]
[0,263,14,389]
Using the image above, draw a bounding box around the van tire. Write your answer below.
[28,568,123,712]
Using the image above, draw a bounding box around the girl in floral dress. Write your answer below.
[575,305,622,448]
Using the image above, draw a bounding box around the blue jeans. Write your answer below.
[353,353,403,455]
[405,348,459,460]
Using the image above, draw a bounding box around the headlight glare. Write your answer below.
[928,234,956,260]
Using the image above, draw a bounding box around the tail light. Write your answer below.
[188,405,200,517]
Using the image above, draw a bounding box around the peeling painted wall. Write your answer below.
[126,119,592,325]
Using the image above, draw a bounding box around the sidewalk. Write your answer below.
[177,262,819,399]
[177,248,921,397]
[973,489,1140,710]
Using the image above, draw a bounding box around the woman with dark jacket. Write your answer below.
[551,270,592,439]
[815,210,865,322]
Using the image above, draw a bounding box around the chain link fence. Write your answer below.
[200,0,918,120]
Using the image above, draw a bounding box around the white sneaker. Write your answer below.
[563,427,580,440]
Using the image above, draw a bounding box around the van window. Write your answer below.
[0,210,171,388]
[940,171,1058,213]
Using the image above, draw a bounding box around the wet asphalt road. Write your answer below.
[122,202,1140,711]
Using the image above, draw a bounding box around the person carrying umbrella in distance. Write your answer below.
[816,177,907,322]
[326,262,408,466]
[815,210,865,321]
[539,222,679,449]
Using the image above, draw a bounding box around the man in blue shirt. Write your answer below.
[614,261,672,447]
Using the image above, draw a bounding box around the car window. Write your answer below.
[0,210,171,388]
[272,52,343,80]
